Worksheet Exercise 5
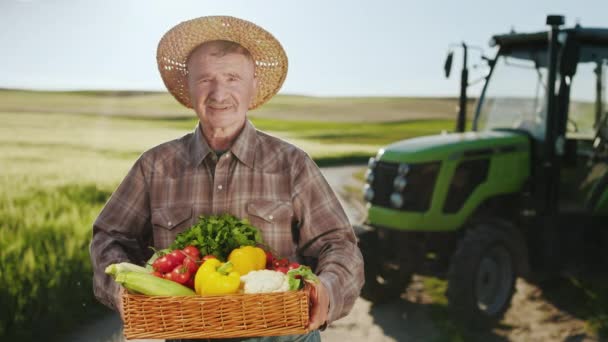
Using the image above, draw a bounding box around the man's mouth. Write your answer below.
[208,105,231,111]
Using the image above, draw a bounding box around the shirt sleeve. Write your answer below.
[89,155,153,310]
[291,154,364,324]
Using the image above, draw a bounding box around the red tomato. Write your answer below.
[153,255,177,273]
[272,258,289,270]
[185,278,195,289]
[170,265,191,284]
[265,250,274,268]
[182,246,200,259]
[288,262,300,270]
[168,250,186,264]
[183,257,199,274]
[152,271,163,278]
[275,266,289,274]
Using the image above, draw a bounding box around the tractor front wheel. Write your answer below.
[357,228,413,303]
[446,221,527,327]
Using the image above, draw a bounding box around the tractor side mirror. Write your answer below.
[444,51,454,78]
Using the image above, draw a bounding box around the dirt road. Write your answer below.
[65,166,599,342]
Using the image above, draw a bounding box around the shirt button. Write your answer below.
[218,185,223,190]
[225,154,231,158]
[168,221,173,227]
[268,215,274,220]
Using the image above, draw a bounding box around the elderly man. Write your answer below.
[90,16,364,342]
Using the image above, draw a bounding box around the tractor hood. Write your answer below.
[378,130,530,163]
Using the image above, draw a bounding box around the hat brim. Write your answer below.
[157,16,288,110]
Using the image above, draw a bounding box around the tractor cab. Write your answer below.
[474,22,608,217]
[358,15,608,327]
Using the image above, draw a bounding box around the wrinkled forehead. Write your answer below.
[187,40,255,71]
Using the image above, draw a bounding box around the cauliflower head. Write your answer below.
[240,269,290,294]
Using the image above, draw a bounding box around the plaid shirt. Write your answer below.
[90,120,364,323]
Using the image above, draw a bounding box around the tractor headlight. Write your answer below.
[397,163,410,175]
[363,184,375,202]
[368,157,377,169]
[390,193,404,208]
[365,169,375,184]
[393,175,407,192]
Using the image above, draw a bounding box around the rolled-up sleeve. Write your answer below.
[89,156,152,310]
[291,154,364,324]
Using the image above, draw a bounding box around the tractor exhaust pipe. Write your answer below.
[444,42,469,133]
[456,43,469,133]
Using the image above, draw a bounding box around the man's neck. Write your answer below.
[200,121,245,151]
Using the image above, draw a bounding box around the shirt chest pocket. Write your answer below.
[246,200,295,256]
[246,200,293,224]
[151,206,193,248]
[151,206,193,230]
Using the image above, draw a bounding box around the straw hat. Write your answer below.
[157,16,288,110]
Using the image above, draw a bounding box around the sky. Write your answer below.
[1,0,607,97]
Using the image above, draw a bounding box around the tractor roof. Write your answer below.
[491,26,608,63]
[491,26,608,49]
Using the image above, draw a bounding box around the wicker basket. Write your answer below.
[121,289,310,339]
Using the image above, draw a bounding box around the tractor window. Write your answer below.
[567,61,604,140]
[476,53,548,140]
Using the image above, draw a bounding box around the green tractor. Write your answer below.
[357,15,608,326]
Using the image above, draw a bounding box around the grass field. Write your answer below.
[0,90,455,340]
[0,89,471,122]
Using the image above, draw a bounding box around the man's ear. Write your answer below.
[253,75,259,94]
[249,75,259,107]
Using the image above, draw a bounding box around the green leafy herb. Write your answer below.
[169,214,263,260]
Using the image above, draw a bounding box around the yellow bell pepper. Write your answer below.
[228,246,267,275]
[194,259,241,295]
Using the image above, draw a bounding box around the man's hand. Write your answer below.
[308,280,329,330]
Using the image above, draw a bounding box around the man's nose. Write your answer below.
[208,81,228,102]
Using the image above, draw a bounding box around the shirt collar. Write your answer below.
[230,119,257,169]
[189,120,257,169]
[189,123,213,167]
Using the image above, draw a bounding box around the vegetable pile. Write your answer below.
[105,214,319,297]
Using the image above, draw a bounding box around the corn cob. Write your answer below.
[114,271,196,296]
[105,262,150,276]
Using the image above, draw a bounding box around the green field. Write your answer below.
[0,90,455,340]
[0,89,468,122]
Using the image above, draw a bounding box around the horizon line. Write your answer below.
[0,87,471,99]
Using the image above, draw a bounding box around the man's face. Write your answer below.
[186,43,257,132]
